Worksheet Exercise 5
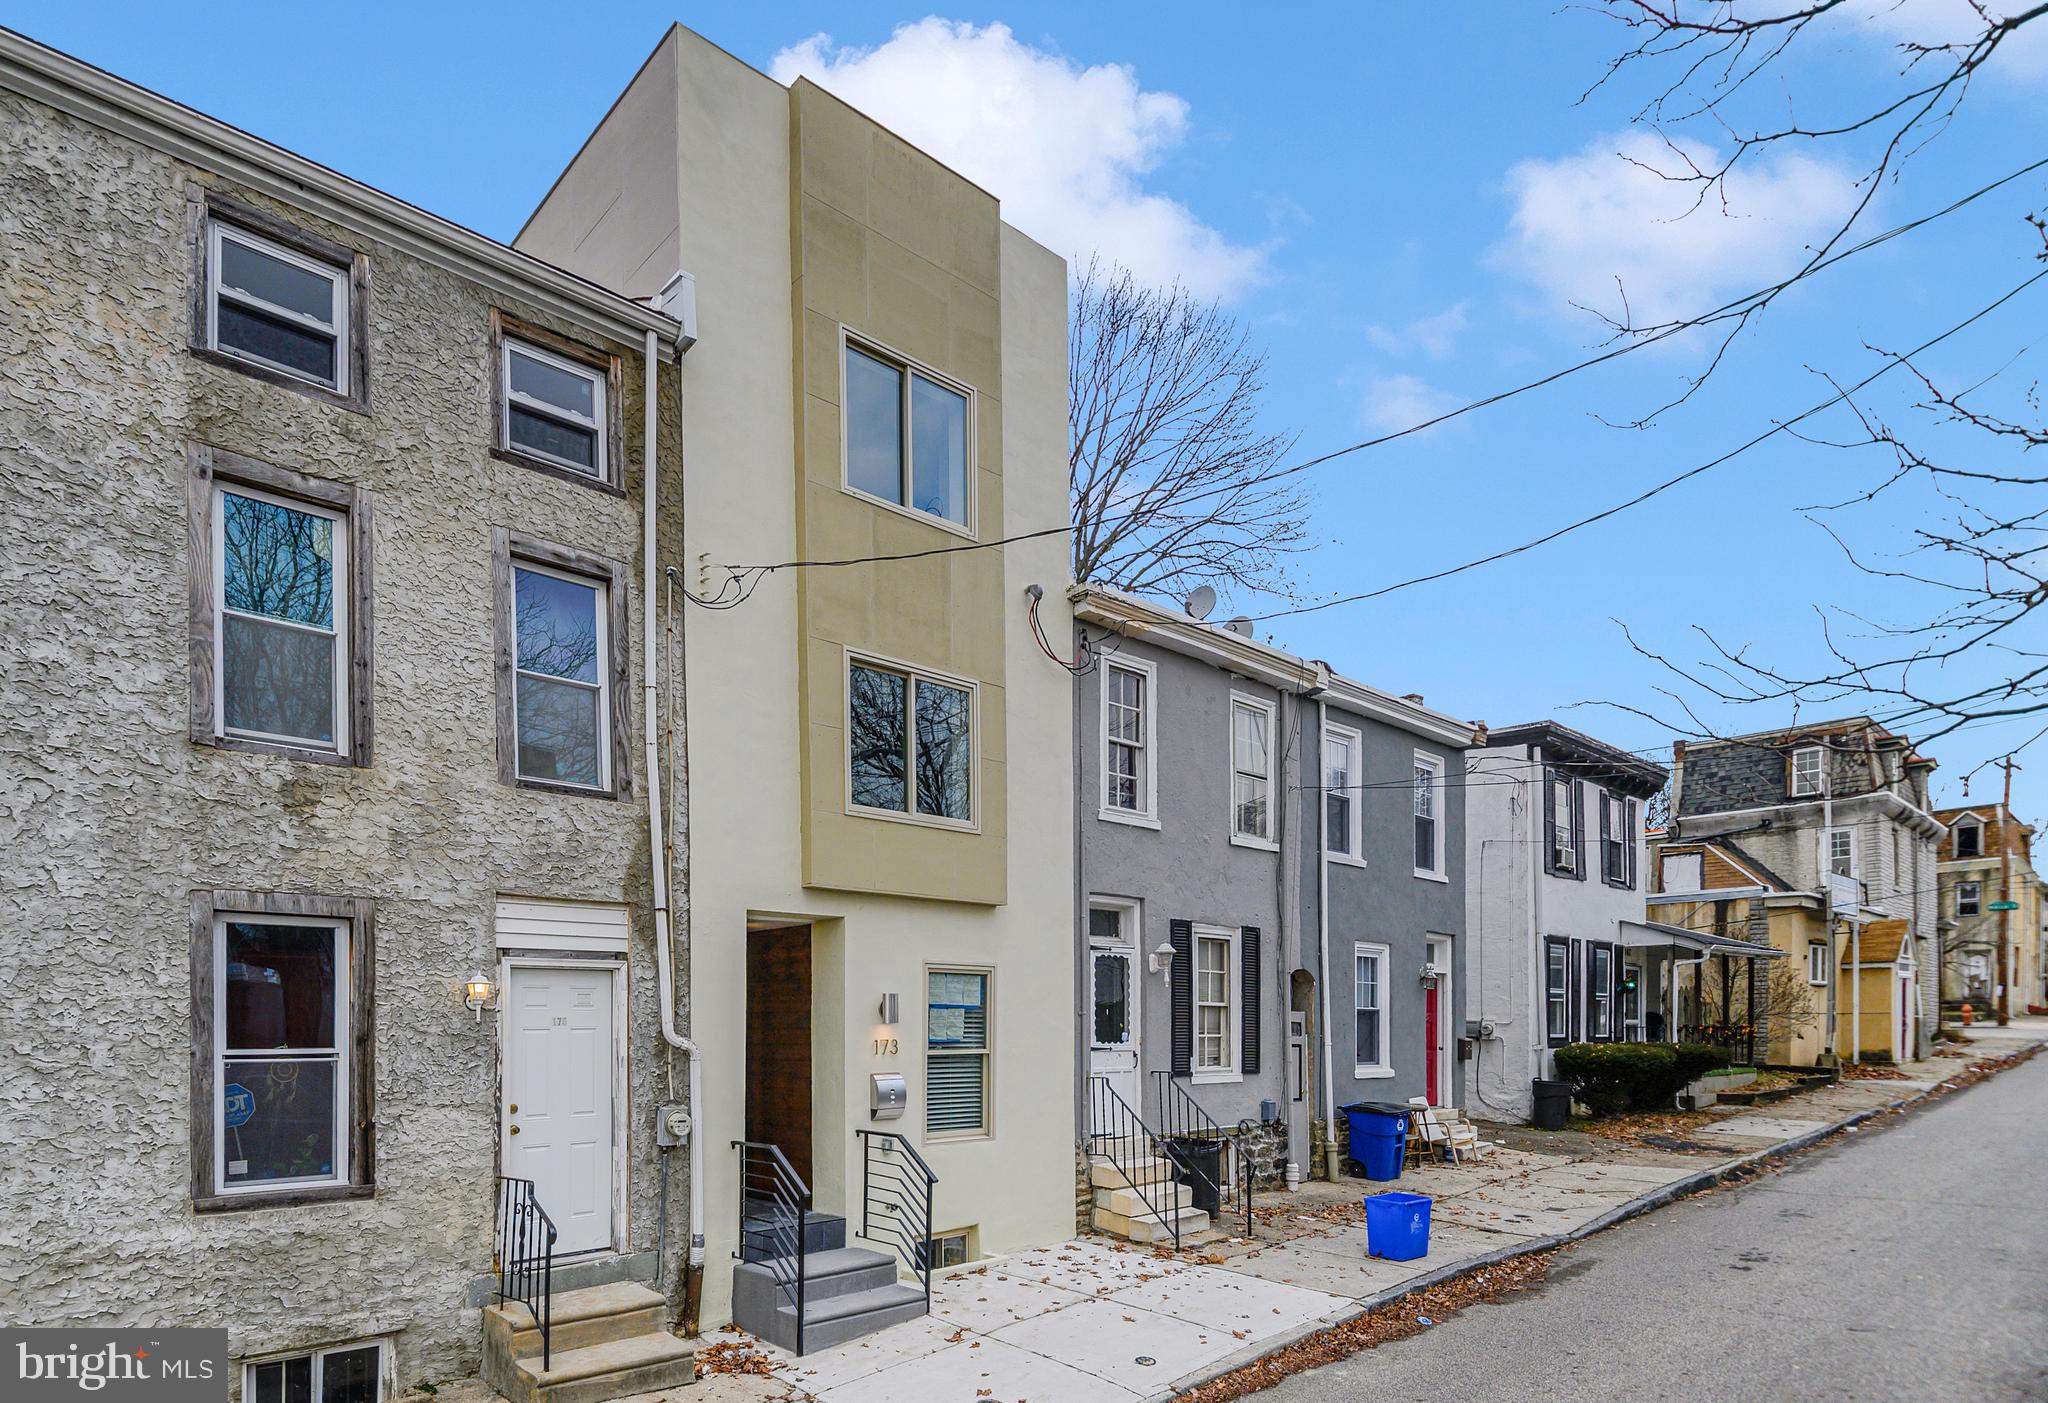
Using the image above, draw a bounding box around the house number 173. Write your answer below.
[872,1038,899,1056]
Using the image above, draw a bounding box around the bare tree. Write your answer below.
[1068,258,1310,604]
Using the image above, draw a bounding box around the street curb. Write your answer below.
[1145,1041,2040,1401]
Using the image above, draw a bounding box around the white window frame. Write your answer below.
[208,221,349,393]
[213,480,351,756]
[213,912,352,1197]
[243,1338,390,1403]
[1413,749,1447,881]
[1551,773,1579,875]
[1825,826,1858,880]
[1790,745,1824,798]
[1588,944,1614,1040]
[1324,722,1366,865]
[1544,938,1570,1043]
[1192,924,1240,1083]
[502,337,607,479]
[1958,879,1982,917]
[1808,940,1830,986]
[839,329,977,538]
[1229,693,1279,850]
[510,557,612,792]
[1621,962,1644,1041]
[925,965,993,1140]
[1088,899,1139,1051]
[843,650,979,832]
[1098,656,1158,828]
[1661,851,1703,893]
[1353,941,1393,1076]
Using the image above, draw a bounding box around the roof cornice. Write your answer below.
[1070,586,1317,692]
[0,27,684,358]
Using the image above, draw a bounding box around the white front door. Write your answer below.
[1088,903,1141,1109]
[504,963,617,1256]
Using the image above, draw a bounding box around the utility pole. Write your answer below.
[1998,757,2017,1026]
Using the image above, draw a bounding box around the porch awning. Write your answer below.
[1617,919,1788,958]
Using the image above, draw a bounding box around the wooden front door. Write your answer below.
[745,926,813,1189]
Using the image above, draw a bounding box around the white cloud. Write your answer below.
[1490,131,1861,330]
[1366,301,1470,359]
[1362,374,1459,434]
[771,20,1265,300]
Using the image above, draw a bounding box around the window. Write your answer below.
[247,1342,385,1403]
[1549,773,1579,875]
[1325,723,1363,862]
[849,657,974,824]
[927,970,990,1136]
[1621,963,1643,1041]
[208,221,349,392]
[500,334,609,481]
[1544,939,1570,1045]
[1100,659,1156,823]
[189,447,371,767]
[1195,930,1236,1075]
[843,338,972,530]
[922,1229,975,1271]
[1588,944,1614,1040]
[1790,745,1824,797]
[1958,880,1982,917]
[1826,827,1857,879]
[494,532,627,798]
[1414,751,1445,878]
[1354,943,1390,1072]
[1808,940,1830,985]
[1661,851,1703,892]
[190,890,373,1210]
[1955,820,1983,858]
[1230,696,1276,845]
[1601,792,1636,887]
[1089,904,1135,1049]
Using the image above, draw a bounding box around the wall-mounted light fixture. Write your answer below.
[1419,960,1442,988]
[464,971,499,1023]
[878,992,899,1026]
[1149,941,1177,978]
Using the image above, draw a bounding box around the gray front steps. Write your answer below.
[482,1281,695,1403]
[732,1243,927,1354]
[1088,1153,1213,1244]
[740,1205,844,1261]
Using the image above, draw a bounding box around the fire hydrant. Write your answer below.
[1961,1002,1975,1027]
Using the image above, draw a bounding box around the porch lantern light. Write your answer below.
[1420,960,1442,987]
[464,971,499,1023]
[1149,940,1176,978]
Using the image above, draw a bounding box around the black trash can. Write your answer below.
[1164,1137,1225,1218]
[1531,1078,1572,1131]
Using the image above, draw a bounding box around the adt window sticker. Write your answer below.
[3,1329,227,1402]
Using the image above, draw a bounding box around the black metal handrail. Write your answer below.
[1150,1072,1254,1235]
[733,1140,811,1355]
[495,1176,557,1370]
[855,1129,938,1312]
[1086,1076,1185,1251]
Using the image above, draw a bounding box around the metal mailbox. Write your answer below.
[870,1071,908,1121]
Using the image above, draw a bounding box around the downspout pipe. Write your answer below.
[1315,695,1339,1178]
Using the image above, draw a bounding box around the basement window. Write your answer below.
[246,1340,386,1403]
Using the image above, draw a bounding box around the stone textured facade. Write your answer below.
[0,88,683,1392]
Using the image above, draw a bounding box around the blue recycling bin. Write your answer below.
[1364,1191,1433,1261]
[1338,1101,1409,1181]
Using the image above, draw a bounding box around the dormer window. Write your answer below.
[1954,819,1983,858]
[1790,746,1824,798]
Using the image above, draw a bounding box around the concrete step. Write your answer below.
[775,1282,929,1354]
[511,1332,697,1403]
[1089,1156,1178,1191]
[735,1247,899,1308]
[1092,1204,1211,1244]
[1094,1181,1193,1218]
[490,1281,669,1360]
[740,1207,845,1262]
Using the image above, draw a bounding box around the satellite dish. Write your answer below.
[1185,585,1217,620]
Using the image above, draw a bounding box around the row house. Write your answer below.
[1070,587,1478,1234]
[0,26,694,1401]
[1933,806,2046,1018]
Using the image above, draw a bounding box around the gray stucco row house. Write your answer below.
[1070,586,1480,1215]
[0,29,699,1401]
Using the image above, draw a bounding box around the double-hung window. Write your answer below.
[1325,723,1363,862]
[1413,751,1445,878]
[1549,773,1579,875]
[501,335,609,481]
[1601,793,1628,884]
[1354,942,1390,1073]
[495,532,625,797]
[1790,745,1824,798]
[1808,940,1831,985]
[927,970,990,1136]
[1544,938,1570,1045]
[208,222,349,393]
[1101,659,1156,823]
[1194,928,1236,1077]
[1958,880,1982,917]
[843,337,972,531]
[1588,944,1614,1040]
[1826,827,1857,880]
[849,657,974,824]
[248,1341,385,1403]
[1230,696,1276,845]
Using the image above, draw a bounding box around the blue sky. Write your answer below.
[13,2,2047,817]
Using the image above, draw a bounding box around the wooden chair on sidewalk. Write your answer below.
[1407,1097,1489,1166]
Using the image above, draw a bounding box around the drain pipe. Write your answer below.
[1315,695,1339,1179]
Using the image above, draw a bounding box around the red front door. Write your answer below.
[1425,983,1440,1104]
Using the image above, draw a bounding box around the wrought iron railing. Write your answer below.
[733,1140,811,1355]
[1150,1071,1254,1235]
[494,1176,557,1370]
[855,1129,938,1312]
[1086,1076,1187,1251]
[1678,1021,1758,1066]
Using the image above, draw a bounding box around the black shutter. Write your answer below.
[1570,781,1588,881]
[1240,927,1262,1075]
[1598,789,1613,885]
[1542,767,1559,875]
[1569,937,1583,1043]
[1170,919,1194,1078]
[1625,799,1639,889]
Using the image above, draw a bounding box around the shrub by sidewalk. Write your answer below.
[1552,1042,1726,1115]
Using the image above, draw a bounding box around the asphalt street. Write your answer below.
[1267,1054,2048,1403]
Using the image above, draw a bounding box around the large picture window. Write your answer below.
[849,658,973,824]
[843,338,972,531]
[1230,696,1276,845]
[1354,942,1389,1072]
[927,970,990,1136]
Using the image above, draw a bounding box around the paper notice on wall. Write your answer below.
[929,1004,968,1044]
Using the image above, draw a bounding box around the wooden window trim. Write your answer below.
[489,310,627,496]
[189,888,376,1213]
[187,444,375,768]
[492,528,632,800]
[187,187,372,415]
